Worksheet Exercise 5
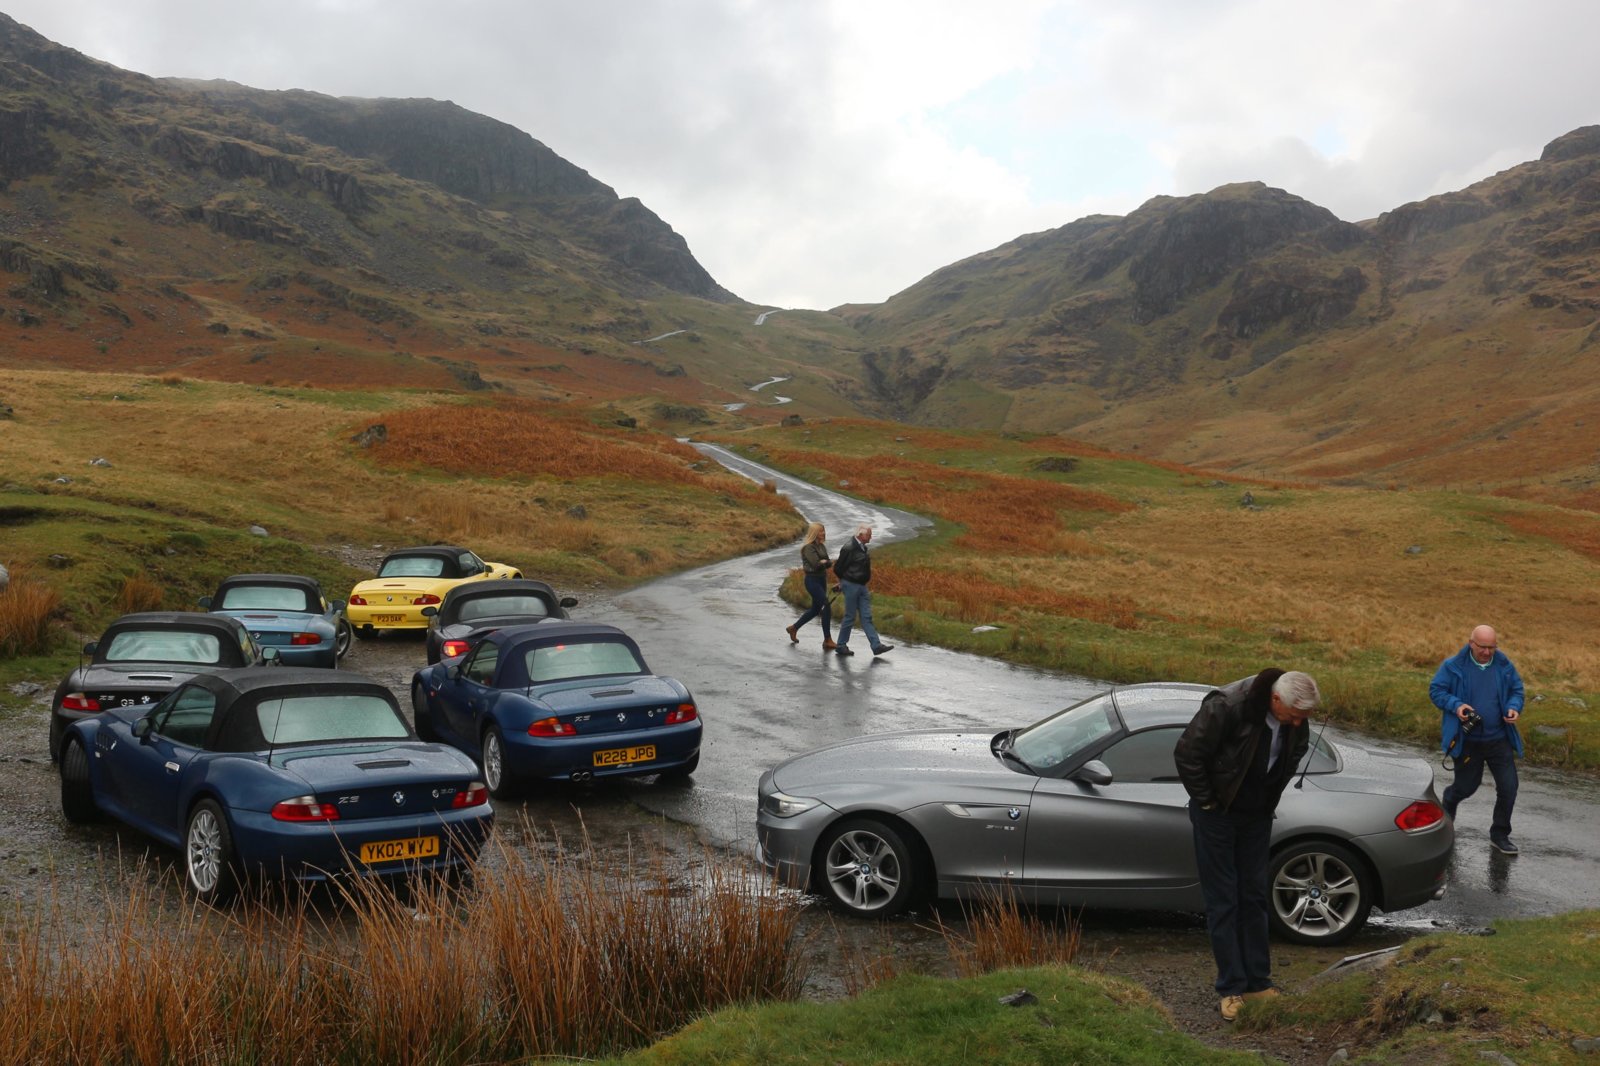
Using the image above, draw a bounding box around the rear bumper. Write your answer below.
[1357,818,1454,912]
[228,806,494,882]
[502,721,702,781]
[347,605,428,631]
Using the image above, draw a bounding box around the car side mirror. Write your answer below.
[421,606,438,618]
[447,665,461,681]
[262,647,281,663]
[197,595,213,609]
[83,640,98,656]
[330,599,345,612]
[1072,760,1114,787]
[133,716,153,741]
[560,596,578,609]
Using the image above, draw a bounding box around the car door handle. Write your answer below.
[165,761,180,774]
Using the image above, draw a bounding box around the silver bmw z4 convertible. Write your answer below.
[757,681,1452,944]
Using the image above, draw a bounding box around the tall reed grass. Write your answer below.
[0,832,806,1065]
[114,573,165,614]
[0,571,59,656]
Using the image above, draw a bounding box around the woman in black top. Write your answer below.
[786,523,836,650]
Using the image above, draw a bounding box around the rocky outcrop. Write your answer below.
[1540,125,1600,163]
[151,126,368,210]
[1215,265,1368,339]
[0,239,118,297]
[1096,184,1363,323]
[1374,192,1494,243]
[0,100,58,181]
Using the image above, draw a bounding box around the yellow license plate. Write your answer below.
[372,613,407,624]
[359,835,440,864]
[593,744,656,767]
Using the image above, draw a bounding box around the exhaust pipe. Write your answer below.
[571,770,593,783]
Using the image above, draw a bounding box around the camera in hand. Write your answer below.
[1460,707,1484,734]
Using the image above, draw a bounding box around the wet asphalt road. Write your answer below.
[337,442,1600,934]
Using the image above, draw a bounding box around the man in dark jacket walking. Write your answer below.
[1175,669,1320,1022]
[1431,624,1525,855]
[831,524,892,657]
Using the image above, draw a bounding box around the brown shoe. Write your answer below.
[1243,987,1281,1001]
[1219,995,1244,1022]
[822,638,838,650]
[785,625,799,644]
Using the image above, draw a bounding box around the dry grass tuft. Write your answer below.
[0,571,60,656]
[0,829,805,1065]
[115,574,165,614]
[937,891,1083,978]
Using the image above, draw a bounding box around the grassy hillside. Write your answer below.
[0,367,802,688]
[717,419,1600,768]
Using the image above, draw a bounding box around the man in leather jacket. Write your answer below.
[831,524,892,657]
[1174,668,1320,1022]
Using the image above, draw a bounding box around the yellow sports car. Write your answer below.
[348,545,522,638]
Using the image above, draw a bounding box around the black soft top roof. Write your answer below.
[215,573,324,593]
[193,666,395,700]
[440,578,557,603]
[381,545,471,559]
[103,611,250,636]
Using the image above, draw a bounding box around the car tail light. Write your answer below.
[271,796,341,822]
[528,717,577,737]
[290,633,322,646]
[348,594,368,606]
[665,703,698,725]
[413,594,441,606]
[60,693,101,713]
[441,639,472,658]
[1395,801,1444,831]
[453,782,489,808]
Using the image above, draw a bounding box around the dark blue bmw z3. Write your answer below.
[59,668,494,903]
[410,621,702,797]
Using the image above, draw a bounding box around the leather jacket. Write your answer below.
[834,537,871,584]
[1174,671,1308,814]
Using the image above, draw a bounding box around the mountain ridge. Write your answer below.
[4,12,1600,506]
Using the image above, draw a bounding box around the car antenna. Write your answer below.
[1293,716,1332,789]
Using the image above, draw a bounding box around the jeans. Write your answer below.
[792,572,832,639]
[1190,804,1274,996]
[836,579,884,651]
[1443,737,1518,840]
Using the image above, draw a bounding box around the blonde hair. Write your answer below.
[802,522,825,546]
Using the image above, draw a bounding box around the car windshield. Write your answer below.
[525,640,644,683]
[101,630,224,664]
[1011,693,1119,771]
[457,594,551,622]
[218,585,315,612]
[254,694,410,745]
[378,556,446,578]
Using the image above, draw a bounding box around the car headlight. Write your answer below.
[761,790,821,818]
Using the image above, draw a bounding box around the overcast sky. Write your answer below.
[8,1,1600,309]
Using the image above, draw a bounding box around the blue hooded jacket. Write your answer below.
[1430,644,1525,758]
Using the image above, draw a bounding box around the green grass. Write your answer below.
[1241,910,1600,1064]
[604,966,1259,1066]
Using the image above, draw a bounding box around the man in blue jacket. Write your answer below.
[1430,624,1525,855]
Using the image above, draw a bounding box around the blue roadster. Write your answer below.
[410,621,702,797]
[200,573,352,668]
[59,668,494,902]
